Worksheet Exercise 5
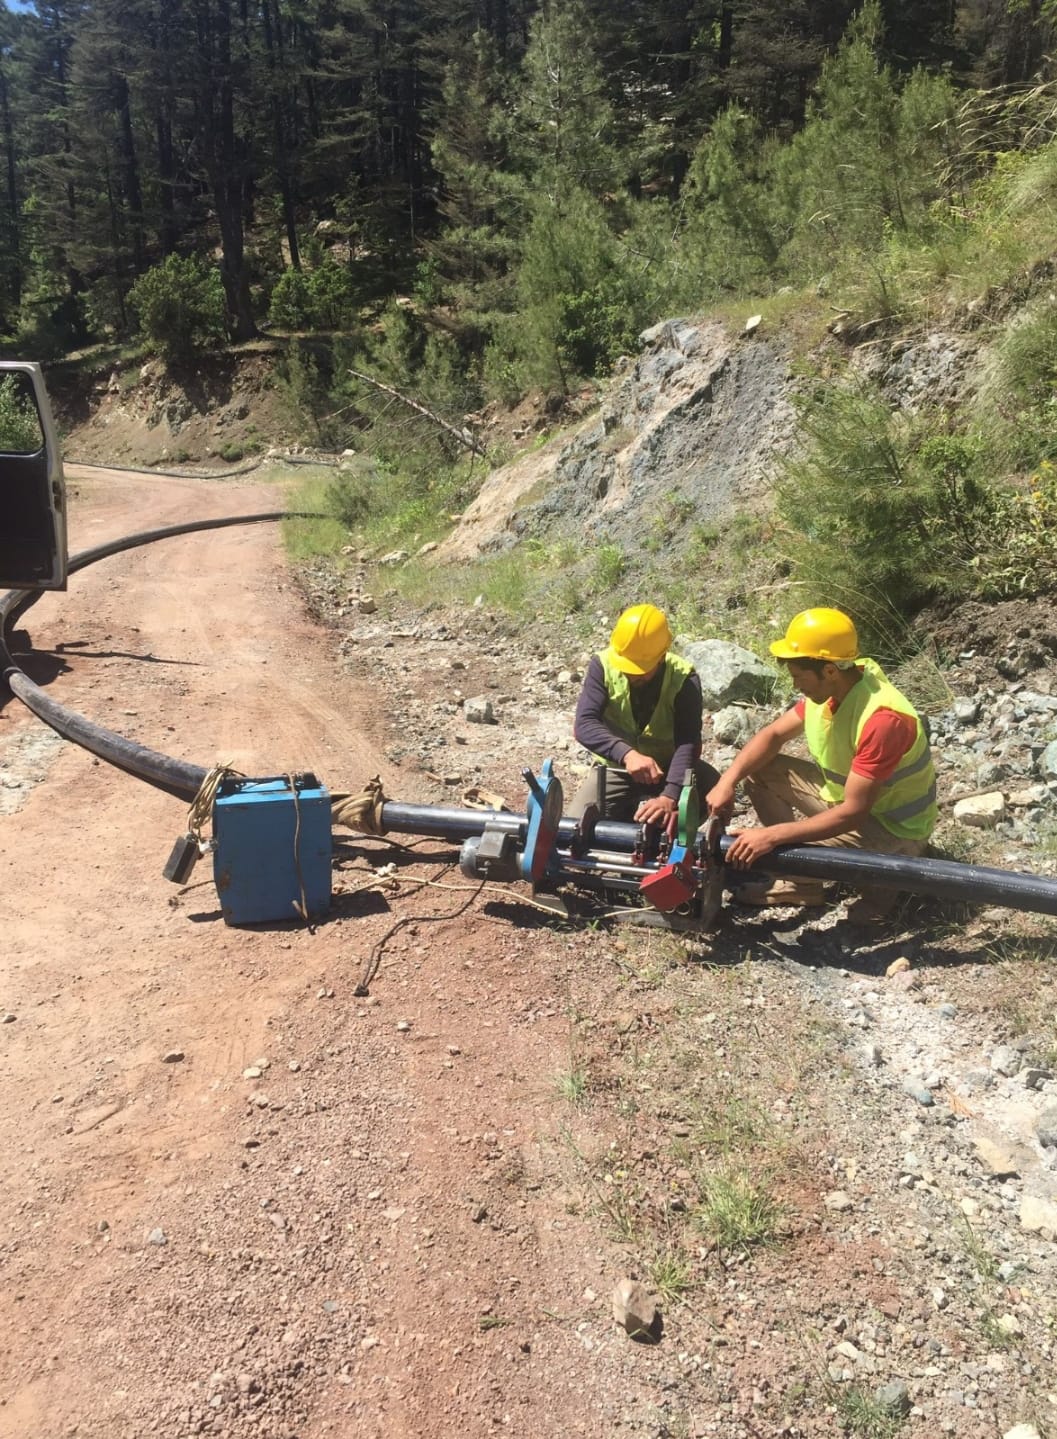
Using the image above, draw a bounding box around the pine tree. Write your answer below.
[428,28,519,307]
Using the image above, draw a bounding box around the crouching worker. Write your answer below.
[705,607,938,923]
[568,603,720,827]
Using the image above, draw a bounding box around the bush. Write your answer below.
[307,260,358,329]
[775,383,1009,646]
[326,460,377,528]
[129,254,227,362]
[267,260,358,332]
[267,268,313,330]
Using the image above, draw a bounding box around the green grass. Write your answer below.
[280,469,351,561]
[829,1384,906,1439]
[554,1067,589,1107]
[691,1096,769,1157]
[958,1216,998,1284]
[647,1248,695,1305]
[694,1166,785,1254]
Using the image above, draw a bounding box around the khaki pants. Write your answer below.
[567,760,720,823]
[742,754,927,913]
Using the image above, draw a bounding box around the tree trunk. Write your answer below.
[209,0,256,339]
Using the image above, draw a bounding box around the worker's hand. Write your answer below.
[705,777,737,822]
[725,827,780,868]
[623,749,664,785]
[634,794,676,827]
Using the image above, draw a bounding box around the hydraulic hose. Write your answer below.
[0,513,320,801]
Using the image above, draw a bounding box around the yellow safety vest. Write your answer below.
[593,651,694,769]
[802,659,937,840]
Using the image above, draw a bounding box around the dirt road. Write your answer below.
[5,468,1056,1439]
[0,469,642,1439]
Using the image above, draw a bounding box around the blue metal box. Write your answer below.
[213,775,332,926]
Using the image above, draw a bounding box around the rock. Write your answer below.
[991,1045,1022,1077]
[1019,1194,1057,1236]
[378,549,409,566]
[824,1190,854,1212]
[874,1380,911,1418]
[996,1314,1023,1337]
[711,705,752,746]
[675,638,775,709]
[243,1066,263,1080]
[357,595,378,615]
[953,793,1007,828]
[161,1050,185,1064]
[147,1228,168,1246]
[1038,739,1057,781]
[1004,1425,1043,1439]
[951,697,980,725]
[903,1079,934,1107]
[463,696,496,725]
[973,1132,1027,1177]
[1023,1067,1052,1090]
[885,956,911,978]
[744,314,762,334]
[417,541,438,557]
[1,1013,16,1023]
[612,1278,659,1339]
[1008,784,1049,807]
[1036,1103,1057,1148]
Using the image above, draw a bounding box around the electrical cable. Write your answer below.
[354,872,486,997]
[287,773,311,928]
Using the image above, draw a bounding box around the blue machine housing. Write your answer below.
[213,775,332,926]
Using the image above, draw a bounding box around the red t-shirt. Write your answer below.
[793,699,917,781]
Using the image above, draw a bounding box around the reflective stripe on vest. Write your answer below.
[819,739,935,791]
[592,650,694,769]
[801,658,938,841]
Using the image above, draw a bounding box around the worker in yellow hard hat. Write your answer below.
[568,603,720,825]
[705,607,938,923]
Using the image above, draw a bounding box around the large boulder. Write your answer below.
[676,638,775,709]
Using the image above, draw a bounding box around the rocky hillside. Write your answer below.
[442,318,796,561]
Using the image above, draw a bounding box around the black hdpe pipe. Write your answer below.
[0,514,317,801]
[379,800,1057,918]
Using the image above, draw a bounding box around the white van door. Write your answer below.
[0,360,67,591]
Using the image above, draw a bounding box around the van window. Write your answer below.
[0,373,45,455]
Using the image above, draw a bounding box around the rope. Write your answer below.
[186,762,240,845]
[331,776,388,835]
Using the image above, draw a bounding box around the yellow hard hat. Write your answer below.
[769,607,859,662]
[605,604,673,676]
